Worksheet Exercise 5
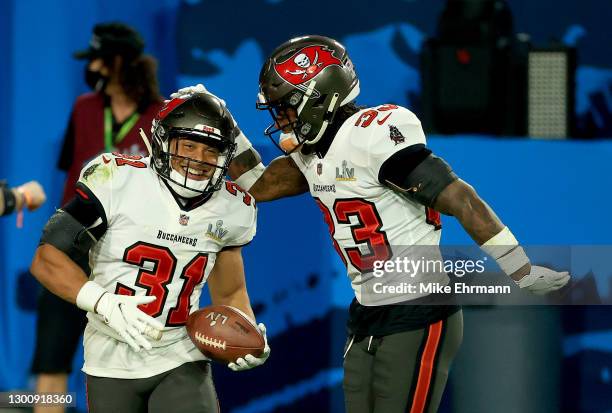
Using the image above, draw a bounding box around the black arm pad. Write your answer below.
[381,151,458,207]
[40,209,96,273]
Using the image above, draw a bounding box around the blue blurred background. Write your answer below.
[1,0,611,412]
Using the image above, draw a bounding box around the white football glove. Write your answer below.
[228,323,270,371]
[516,265,570,295]
[94,292,165,352]
[77,281,164,352]
[170,83,226,106]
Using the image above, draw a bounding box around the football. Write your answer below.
[186,305,265,364]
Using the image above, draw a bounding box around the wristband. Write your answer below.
[76,281,107,313]
[235,163,265,191]
[234,131,253,156]
[481,226,530,276]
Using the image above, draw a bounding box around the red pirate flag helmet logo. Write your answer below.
[274,45,342,87]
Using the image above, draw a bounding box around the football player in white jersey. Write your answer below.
[243,35,570,413]
[30,93,269,413]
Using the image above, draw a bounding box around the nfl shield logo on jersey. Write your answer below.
[179,214,190,226]
[317,163,323,175]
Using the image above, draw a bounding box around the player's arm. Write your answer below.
[380,145,570,294]
[32,244,89,302]
[228,146,263,184]
[381,148,504,252]
[30,193,104,302]
[207,246,255,321]
[30,184,163,351]
[249,156,309,202]
[225,114,265,191]
[207,246,270,371]
[433,180,503,245]
[432,179,527,277]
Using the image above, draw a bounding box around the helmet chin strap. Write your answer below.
[139,128,153,156]
[297,80,317,116]
[305,92,340,145]
[304,81,360,146]
[168,169,210,198]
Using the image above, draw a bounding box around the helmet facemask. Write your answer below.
[152,124,236,198]
[256,89,313,154]
[149,94,237,198]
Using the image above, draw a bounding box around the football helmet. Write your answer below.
[257,35,360,153]
[150,93,236,198]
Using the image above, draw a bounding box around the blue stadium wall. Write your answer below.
[0,1,611,412]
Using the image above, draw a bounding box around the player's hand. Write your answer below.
[279,132,300,153]
[95,293,164,352]
[17,180,46,211]
[515,265,570,295]
[170,83,226,106]
[228,323,270,371]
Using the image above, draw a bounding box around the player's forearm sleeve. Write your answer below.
[235,163,265,191]
[232,129,265,190]
[481,226,530,275]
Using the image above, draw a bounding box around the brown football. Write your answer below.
[186,305,265,364]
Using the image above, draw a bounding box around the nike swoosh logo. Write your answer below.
[377,113,392,125]
[102,155,111,164]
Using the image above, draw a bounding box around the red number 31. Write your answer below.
[116,242,209,326]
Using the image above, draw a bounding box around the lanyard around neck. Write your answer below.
[104,107,140,152]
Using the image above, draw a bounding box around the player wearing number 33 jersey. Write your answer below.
[289,103,449,306]
[251,35,570,413]
[31,93,270,413]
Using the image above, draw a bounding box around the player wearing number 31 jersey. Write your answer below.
[78,153,256,377]
[31,93,269,413]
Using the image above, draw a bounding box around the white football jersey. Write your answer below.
[77,153,257,378]
[290,105,448,305]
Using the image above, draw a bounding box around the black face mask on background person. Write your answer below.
[84,67,109,92]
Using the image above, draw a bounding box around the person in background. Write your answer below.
[0,180,46,217]
[58,22,164,205]
[31,22,164,413]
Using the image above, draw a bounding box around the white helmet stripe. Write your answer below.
[297,80,317,115]
[341,80,360,106]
